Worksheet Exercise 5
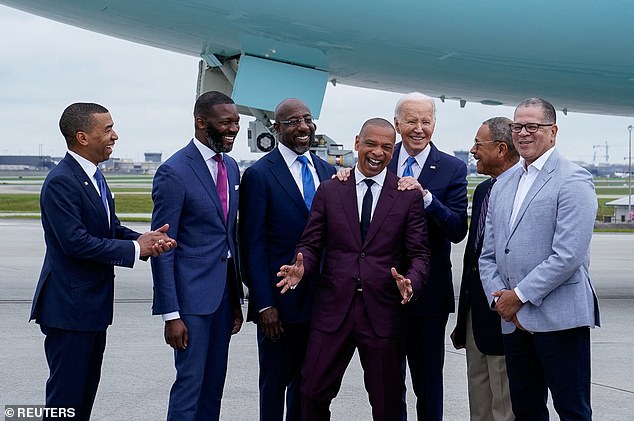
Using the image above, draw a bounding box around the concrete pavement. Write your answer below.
[1,219,633,420]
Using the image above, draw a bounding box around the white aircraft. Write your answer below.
[2,0,633,156]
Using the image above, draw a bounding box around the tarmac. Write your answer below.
[1,219,633,420]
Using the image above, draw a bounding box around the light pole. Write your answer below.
[627,124,632,222]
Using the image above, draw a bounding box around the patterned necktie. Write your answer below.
[474,178,496,250]
[402,156,417,177]
[297,155,315,210]
[212,154,228,220]
[360,179,374,242]
[94,168,110,217]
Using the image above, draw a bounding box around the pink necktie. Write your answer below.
[212,154,228,220]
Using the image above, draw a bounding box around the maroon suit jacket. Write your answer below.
[297,171,430,338]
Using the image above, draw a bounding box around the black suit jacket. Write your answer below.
[454,178,504,355]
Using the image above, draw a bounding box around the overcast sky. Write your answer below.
[1,5,632,165]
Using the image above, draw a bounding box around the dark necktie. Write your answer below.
[213,154,228,221]
[474,178,496,250]
[360,179,374,242]
[297,155,316,210]
[94,168,110,217]
[402,156,416,177]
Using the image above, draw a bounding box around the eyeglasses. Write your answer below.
[509,123,554,133]
[473,140,501,149]
[278,117,313,127]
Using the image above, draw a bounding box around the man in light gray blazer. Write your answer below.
[479,97,600,421]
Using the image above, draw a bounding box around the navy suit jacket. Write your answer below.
[30,153,139,331]
[239,148,335,324]
[388,142,468,317]
[151,141,241,316]
[297,172,430,338]
[454,178,504,355]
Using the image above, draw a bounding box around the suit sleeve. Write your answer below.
[425,161,468,243]
[296,182,329,276]
[479,185,507,304]
[150,163,185,314]
[405,191,431,296]
[239,166,275,311]
[41,173,136,267]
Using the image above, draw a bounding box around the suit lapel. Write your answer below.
[509,153,557,237]
[363,174,397,246]
[417,142,440,188]
[339,173,363,248]
[312,152,332,182]
[185,141,226,223]
[268,148,309,217]
[66,154,111,229]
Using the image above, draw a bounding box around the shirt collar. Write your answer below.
[354,166,386,188]
[278,142,313,168]
[520,147,555,173]
[398,142,431,171]
[497,161,522,182]
[67,150,98,178]
[193,138,218,162]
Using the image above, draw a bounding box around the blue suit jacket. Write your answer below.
[239,148,335,324]
[30,153,139,331]
[454,178,504,355]
[480,150,600,334]
[151,141,242,315]
[388,142,468,317]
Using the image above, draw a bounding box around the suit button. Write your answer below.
[360,252,366,258]
[221,256,227,262]
[504,248,510,254]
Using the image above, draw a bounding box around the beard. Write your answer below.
[206,125,234,153]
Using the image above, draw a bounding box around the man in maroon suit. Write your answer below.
[277,118,431,420]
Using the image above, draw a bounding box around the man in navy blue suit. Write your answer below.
[451,117,518,421]
[30,102,176,421]
[151,91,244,421]
[389,92,468,421]
[239,98,335,421]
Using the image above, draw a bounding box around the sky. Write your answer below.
[1,5,633,165]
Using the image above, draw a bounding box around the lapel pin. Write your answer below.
[430,165,437,170]
[84,181,88,186]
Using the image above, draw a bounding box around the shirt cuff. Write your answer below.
[514,287,528,303]
[162,312,180,321]
[423,190,432,208]
[259,306,272,313]
[133,240,140,265]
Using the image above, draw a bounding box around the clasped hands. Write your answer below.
[138,223,177,257]
[277,252,414,304]
[492,289,526,330]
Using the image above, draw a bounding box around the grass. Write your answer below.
[0,193,153,214]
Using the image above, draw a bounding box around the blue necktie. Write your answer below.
[403,156,416,177]
[94,168,110,217]
[297,156,315,210]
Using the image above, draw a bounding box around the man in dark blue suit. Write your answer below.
[30,102,175,421]
[389,92,468,421]
[239,98,335,421]
[151,91,244,421]
[451,117,518,421]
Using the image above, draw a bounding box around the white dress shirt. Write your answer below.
[278,142,320,195]
[397,143,433,208]
[354,166,386,222]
